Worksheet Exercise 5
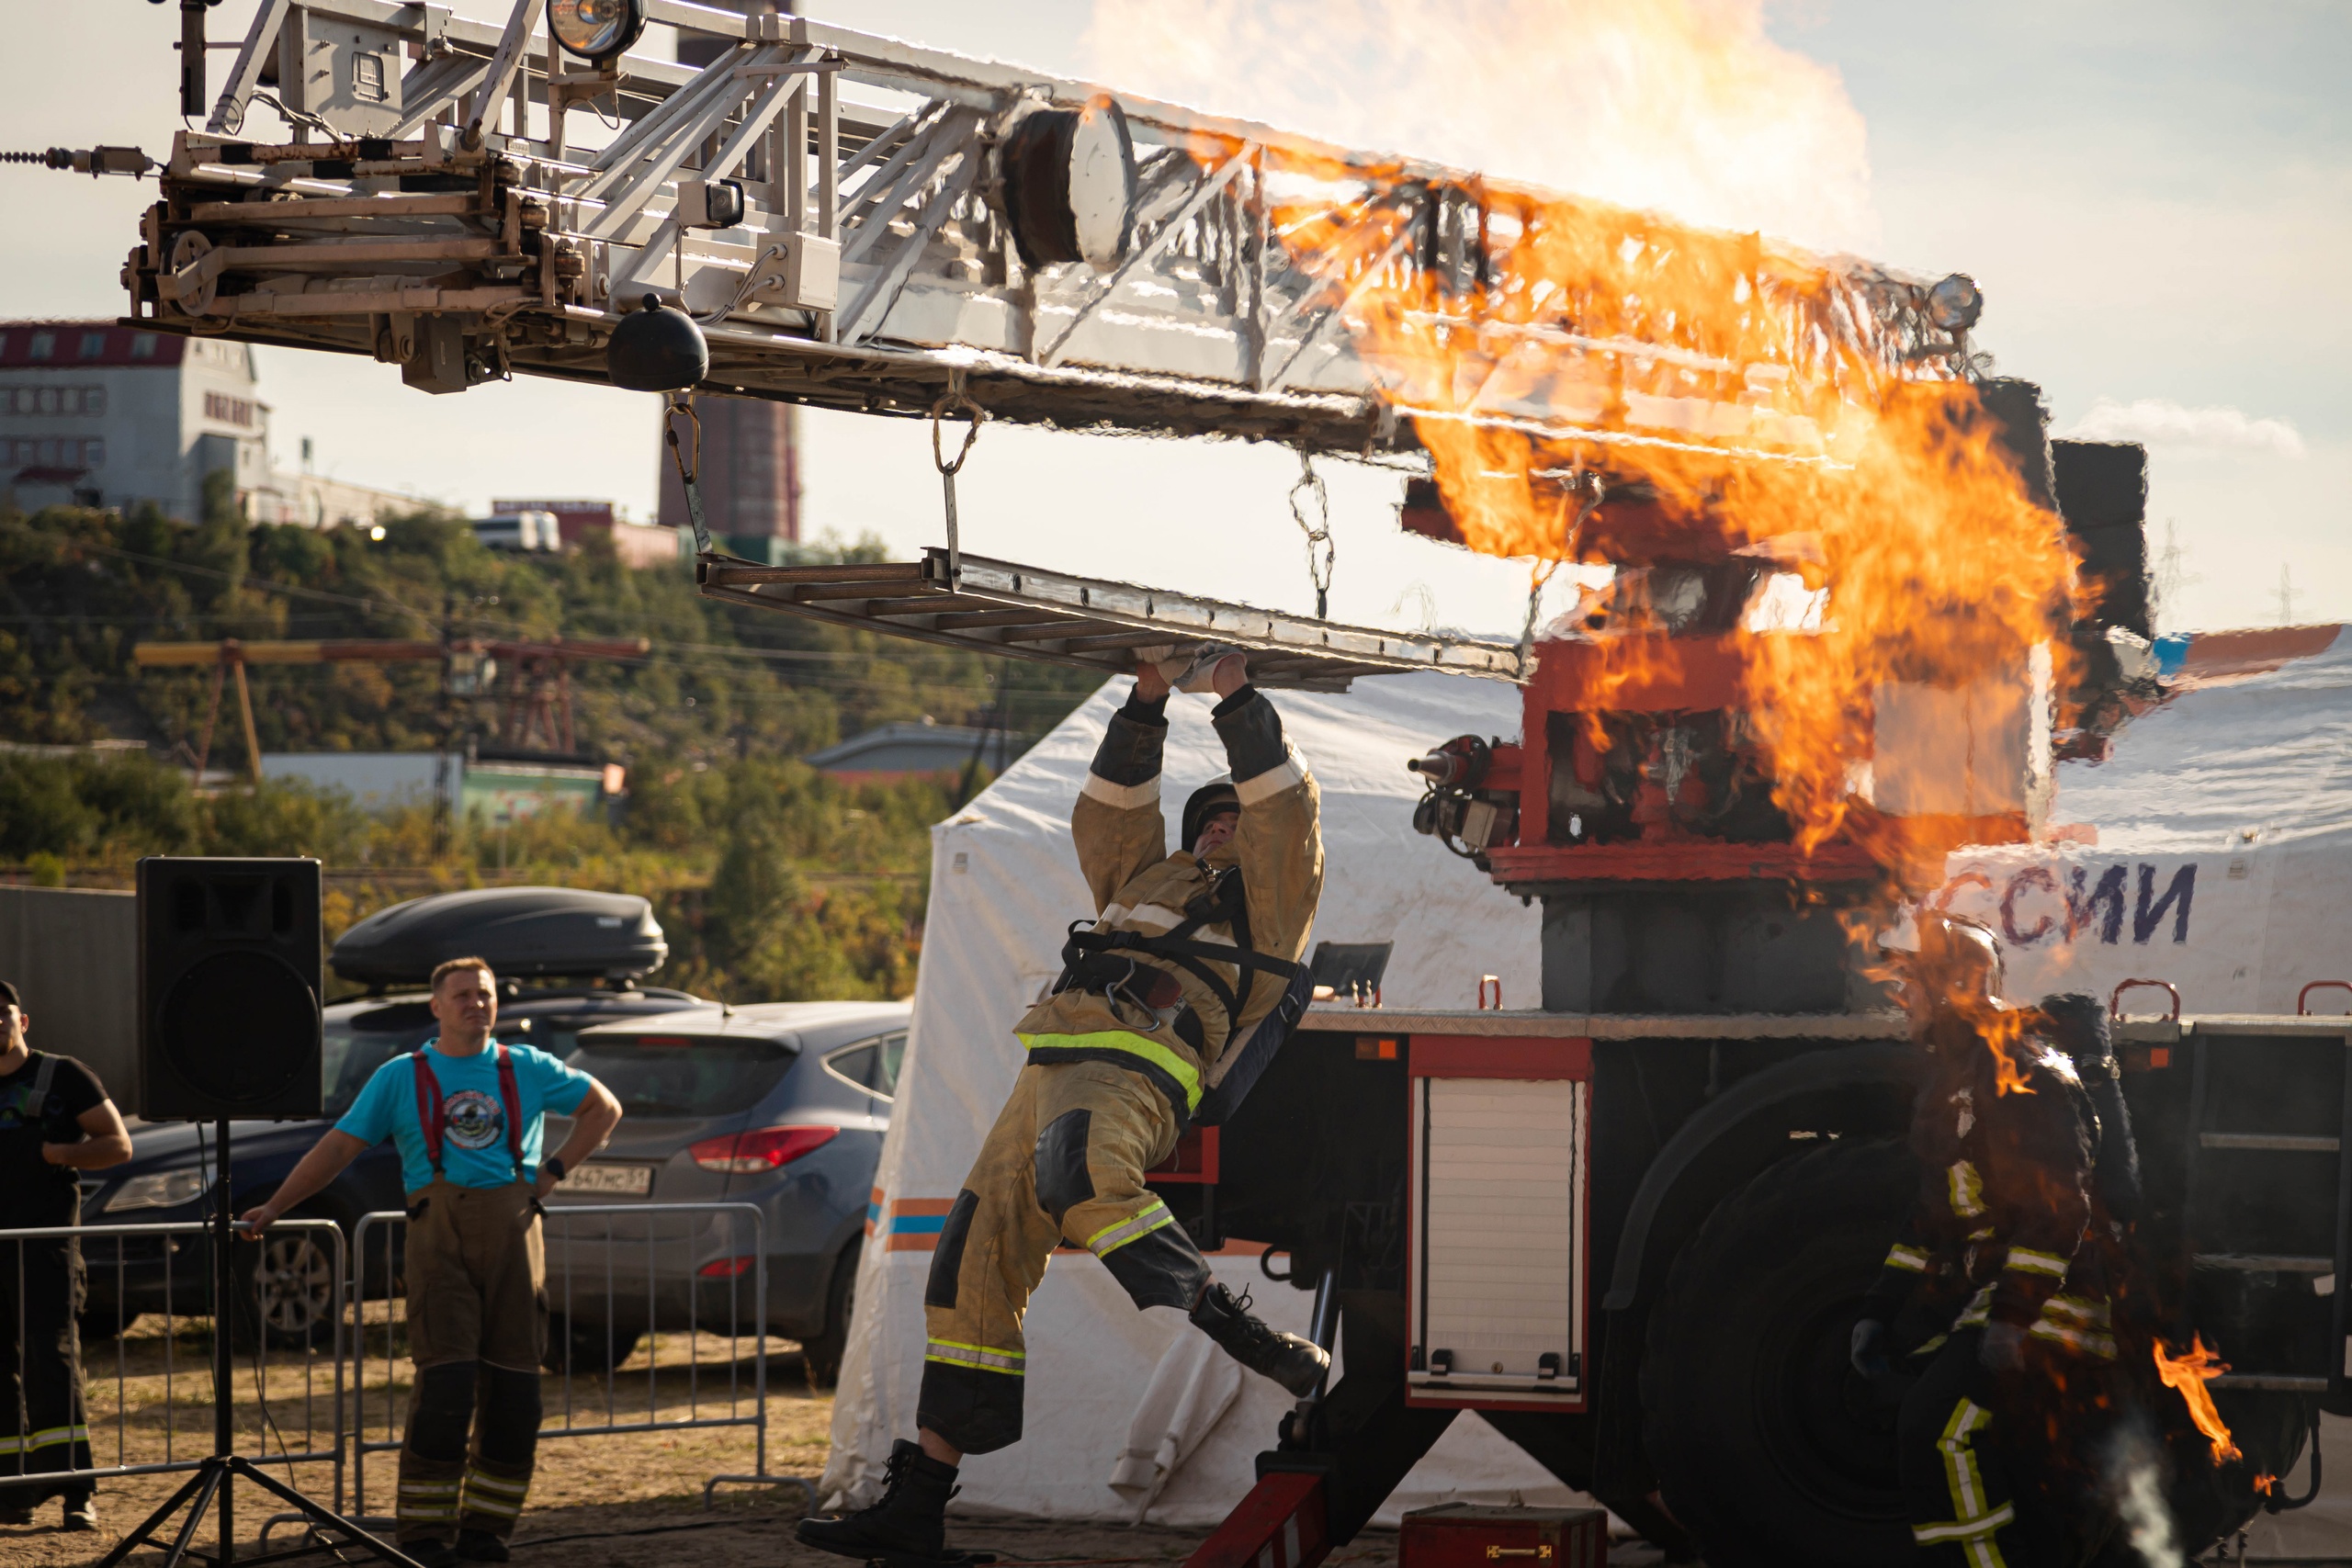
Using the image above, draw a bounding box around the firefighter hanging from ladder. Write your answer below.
[797,648,1329,1566]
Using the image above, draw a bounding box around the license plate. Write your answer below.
[559,1162,654,1196]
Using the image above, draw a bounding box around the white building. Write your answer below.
[0,319,412,526]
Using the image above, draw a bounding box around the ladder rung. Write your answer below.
[2200,1132,2341,1153]
[2193,1254,2334,1273]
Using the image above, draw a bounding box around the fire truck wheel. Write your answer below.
[1642,1135,1916,1568]
[2154,1390,2311,1560]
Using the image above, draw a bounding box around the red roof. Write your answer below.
[0,321,185,369]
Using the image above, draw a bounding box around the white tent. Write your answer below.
[1940,626,2352,1014]
[822,625,2352,1528]
[820,671,1578,1524]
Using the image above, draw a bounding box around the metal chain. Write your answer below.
[663,395,711,558]
[1289,454,1334,619]
[1514,468,1604,669]
[932,374,987,585]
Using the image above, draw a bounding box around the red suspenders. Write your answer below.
[410,1043,527,1181]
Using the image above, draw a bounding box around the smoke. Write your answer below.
[2103,1416,2186,1568]
[2061,398,2308,458]
[1080,0,1878,254]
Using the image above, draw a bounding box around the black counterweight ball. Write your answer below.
[607,293,707,392]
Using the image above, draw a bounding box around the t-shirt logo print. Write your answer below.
[441,1089,507,1151]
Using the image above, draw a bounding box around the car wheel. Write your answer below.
[800,1246,859,1391]
[246,1221,342,1351]
[543,1311,644,1376]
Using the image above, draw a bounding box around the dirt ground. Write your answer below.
[0,1316,1668,1567]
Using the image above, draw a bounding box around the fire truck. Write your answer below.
[59,1,2348,1560]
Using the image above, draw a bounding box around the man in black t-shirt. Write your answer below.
[0,978,131,1533]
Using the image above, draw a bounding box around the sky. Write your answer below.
[1,0,2343,636]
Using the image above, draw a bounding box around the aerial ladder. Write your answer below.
[28,6,2333,1567]
[57,0,1973,689]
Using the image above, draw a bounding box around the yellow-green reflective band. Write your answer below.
[1936,1397,1996,1526]
[1947,1160,1986,1218]
[2028,1320,2119,1358]
[2040,1293,2110,1325]
[0,1424,92,1454]
[1885,1246,1931,1273]
[2004,1247,2070,1278]
[1086,1201,1176,1258]
[463,1472,528,1498]
[1953,1284,1996,1327]
[925,1337,1026,1376]
[461,1495,526,1517]
[1019,1031,1203,1111]
[1914,1502,2017,1543]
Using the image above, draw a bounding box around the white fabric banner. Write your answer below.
[1942,631,2352,1015]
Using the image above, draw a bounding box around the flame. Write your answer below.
[2255,1473,2277,1496]
[1095,1,2083,875]
[2153,1337,2241,1466]
[1305,210,2075,857]
[1980,1005,2039,1097]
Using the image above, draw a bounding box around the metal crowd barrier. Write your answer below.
[0,1218,346,1507]
[348,1201,806,1519]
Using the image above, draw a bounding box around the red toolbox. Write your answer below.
[1398,1504,1610,1568]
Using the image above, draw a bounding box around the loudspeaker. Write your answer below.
[138,857,323,1122]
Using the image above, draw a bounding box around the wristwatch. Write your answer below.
[541,1156,568,1182]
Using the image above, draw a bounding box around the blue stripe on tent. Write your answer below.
[890,1214,947,1235]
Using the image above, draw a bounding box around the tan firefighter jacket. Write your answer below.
[1012,683,1323,1124]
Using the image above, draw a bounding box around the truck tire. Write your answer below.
[1642,1136,1915,1568]
[2157,1390,2311,1560]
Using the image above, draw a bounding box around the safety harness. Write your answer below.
[410,1043,527,1183]
[1054,866,1303,1052]
[19,1054,58,1122]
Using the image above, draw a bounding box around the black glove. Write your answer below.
[1849,1318,1891,1379]
[1979,1320,2027,1373]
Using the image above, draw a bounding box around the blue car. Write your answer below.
[544,1002,908,1385]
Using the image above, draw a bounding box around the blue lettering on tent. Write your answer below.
[1943,862,2199,948]
[2133,863,2195,944]
[2066,864,2129,945]
[2000,866,2058,944]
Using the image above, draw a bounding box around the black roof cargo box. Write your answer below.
[333,886,668,987]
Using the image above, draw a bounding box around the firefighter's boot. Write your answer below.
[1190,1281,1329,1397]
[797,1439,958,1563]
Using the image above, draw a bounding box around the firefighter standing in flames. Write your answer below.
[1852,914,2118,1568]
[800,650,1330,1564]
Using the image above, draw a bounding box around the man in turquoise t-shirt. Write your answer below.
[247,957,622,1566]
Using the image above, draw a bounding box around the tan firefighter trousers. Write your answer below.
[396,1180,547,1544]
[917,1057,1213,1454]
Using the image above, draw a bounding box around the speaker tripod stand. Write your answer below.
[96,1121,421,1568]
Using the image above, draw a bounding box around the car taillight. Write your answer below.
[697,1256,759,1279]
[689,1125,838,1173]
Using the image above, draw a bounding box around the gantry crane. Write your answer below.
[133,634,650,780]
